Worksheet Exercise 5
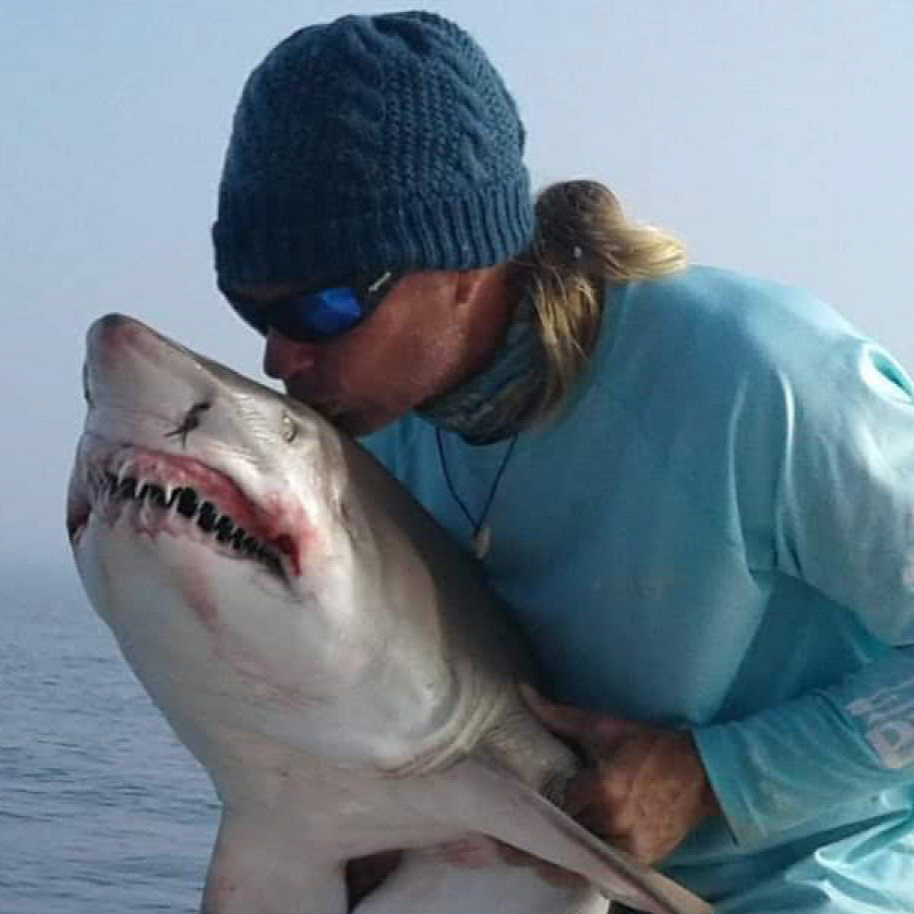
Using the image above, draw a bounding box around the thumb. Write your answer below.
[518,683,636,749]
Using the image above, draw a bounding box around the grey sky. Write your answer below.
[2,1,912,564]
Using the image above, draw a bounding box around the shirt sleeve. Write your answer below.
[694,334,914,846]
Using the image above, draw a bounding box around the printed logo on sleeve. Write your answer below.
[846,675,914,770]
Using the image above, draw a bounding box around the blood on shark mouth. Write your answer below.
[80,448,301,577]
[99,472,285,575]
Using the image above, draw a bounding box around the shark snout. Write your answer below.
[86,313,154,404]
[87,312,148,363]
[84,314,216,424]
[86,313,186,386]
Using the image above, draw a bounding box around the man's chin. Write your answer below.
[318,407,397,438]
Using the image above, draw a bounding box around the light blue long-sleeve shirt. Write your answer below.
[364,266,914,912]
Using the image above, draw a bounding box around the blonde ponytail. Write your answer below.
[515,181,687,420]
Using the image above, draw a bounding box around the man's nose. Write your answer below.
[263,328,318,380]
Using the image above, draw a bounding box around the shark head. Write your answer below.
[67,314,455,781]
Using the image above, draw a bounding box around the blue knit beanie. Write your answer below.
[213,11,534,290]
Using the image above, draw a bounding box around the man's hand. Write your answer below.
[521,685,721,865]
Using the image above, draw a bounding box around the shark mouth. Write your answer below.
[70,447,299,578]
[100,471,285,574]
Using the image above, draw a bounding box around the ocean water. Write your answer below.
[1,562,218,913]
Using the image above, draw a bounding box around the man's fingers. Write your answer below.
[518,683,605,740]
[518,683,638,750]
[562,767,604,816]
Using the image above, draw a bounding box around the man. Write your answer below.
[213,11,914,912]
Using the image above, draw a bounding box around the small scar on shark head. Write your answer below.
[165,402,212,447]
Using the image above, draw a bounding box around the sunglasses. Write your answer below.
[225,271,398,343]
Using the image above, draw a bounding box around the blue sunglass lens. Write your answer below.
[301,287,363,336]
[229,273,392,342]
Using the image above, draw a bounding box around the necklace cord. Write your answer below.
[435,428,518,538]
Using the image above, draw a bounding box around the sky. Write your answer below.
[2,1,913,567]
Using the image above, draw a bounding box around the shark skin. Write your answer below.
[67,314,711,914]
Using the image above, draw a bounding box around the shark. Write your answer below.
[66,314,711,914]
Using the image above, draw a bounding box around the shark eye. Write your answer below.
[281,412,297,443]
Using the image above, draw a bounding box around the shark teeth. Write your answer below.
[98,470,283,575]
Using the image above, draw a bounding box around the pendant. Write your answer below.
[472,525,491,560]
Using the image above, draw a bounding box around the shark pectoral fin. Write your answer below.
[414,758,712,914]
[200,810,347,914]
